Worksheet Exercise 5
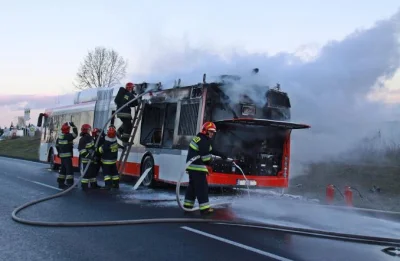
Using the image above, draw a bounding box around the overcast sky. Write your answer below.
[0,0,399,128]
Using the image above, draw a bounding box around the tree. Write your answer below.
[74,46,128,90]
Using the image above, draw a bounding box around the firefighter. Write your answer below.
[183,121,229,215]
[78,124,102,190]
[97,126,120,189]
[114,82,138,143]
[90,127,104,188]
[55,122,78,189]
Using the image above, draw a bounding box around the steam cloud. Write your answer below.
[132,10,400,175]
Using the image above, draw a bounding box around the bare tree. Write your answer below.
[74,46,128,89]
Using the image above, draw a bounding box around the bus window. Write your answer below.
[177,102,199,136]
[71,112,81,146]
[46,117,54,143]
[162,103,177,148]
[140,103,166,146]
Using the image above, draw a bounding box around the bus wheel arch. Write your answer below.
[48,149,59,171]
[140,153,156,188]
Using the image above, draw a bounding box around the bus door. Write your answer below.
[93,88,114,130]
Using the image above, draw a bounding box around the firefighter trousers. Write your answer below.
[117,116,133,137]
[184,170,210,211]
[81,162,101,189]
[58,157,74,187]
[102,163,120,189]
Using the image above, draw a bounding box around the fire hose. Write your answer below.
[9,87,400,247]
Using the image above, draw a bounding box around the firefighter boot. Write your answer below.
[200,207,215,216]
[103,178,112,190]
[66,175,74,187]
[112,176,120,189]
[183,200,194,215]
[89,179,102,189]
[57,174,67,189]
[81,181,89,191]
[58,183,68,189]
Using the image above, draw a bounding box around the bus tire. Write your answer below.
[141,155,155,188]
[49,150,59,171]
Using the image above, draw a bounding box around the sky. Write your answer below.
[1,1,400,168]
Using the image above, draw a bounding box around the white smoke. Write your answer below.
[130,10,400,176]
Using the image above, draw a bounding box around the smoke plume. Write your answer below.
[132,10,400,176]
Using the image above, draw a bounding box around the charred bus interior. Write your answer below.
[211,122,288,176]
[139,83,202,149]
[140,101,188,149]
[200,81,292,176]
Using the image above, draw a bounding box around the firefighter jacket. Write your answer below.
[56,126,78,158]
[78,133,95,164]
[114,87,138,118]
[93,133,105,163]
[97,136,119,165]
[186,132,226,173]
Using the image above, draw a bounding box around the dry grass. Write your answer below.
[288,146,400,211]
[0,136,40,161]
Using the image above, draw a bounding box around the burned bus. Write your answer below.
[37,69,310,188]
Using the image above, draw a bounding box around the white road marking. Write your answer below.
[181,226,294,261]
[214,223,400,245]
[17,176,62,191]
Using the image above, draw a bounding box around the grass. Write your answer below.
[288,147,400,212]
[0,136,40,161]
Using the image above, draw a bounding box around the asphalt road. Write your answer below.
[0,156,399,261]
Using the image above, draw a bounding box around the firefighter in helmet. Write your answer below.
[55,122,78,189]
[114,82,139,143]
[78,124,102,190]
[97,125,120,189]
[184,121,229,215]
[90,127,104,185]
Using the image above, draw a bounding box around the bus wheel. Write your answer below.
[141,155,155,188]
[49,150,59,171]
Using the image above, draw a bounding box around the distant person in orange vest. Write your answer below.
[114,82,139,143]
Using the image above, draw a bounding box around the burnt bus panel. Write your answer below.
[210,121,288,176]
[178,102,199,135]
[161,103,178,149]
[173,99,202,149]
[140,103,166,147]
[204,84,292,122]
[209,118,309,176]
[214,118,310,129]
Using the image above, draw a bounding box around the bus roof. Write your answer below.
[43,68,291,113]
